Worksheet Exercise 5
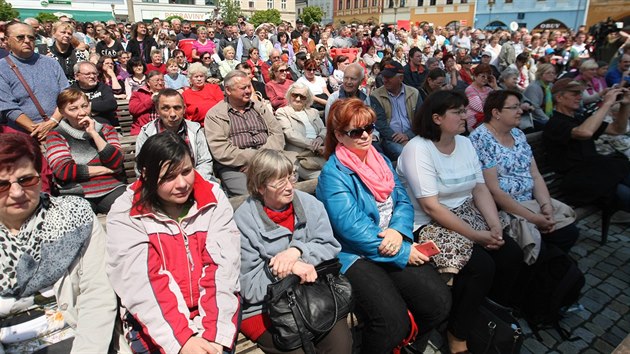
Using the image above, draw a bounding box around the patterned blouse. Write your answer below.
[469,124,535,202]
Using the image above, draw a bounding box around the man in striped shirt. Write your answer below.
[204,70,285,196]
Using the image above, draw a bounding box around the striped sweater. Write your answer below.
[45,121,125,198]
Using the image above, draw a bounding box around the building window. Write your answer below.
[446,0,452,4]
[248,0,254,7]
[267,0,273,8]
[142,0,159,3]
[363,0,367,6]
[281,0,286,9]
[372,0,378,6]
[505,0,512,2]
[417,0,423,5]
[355,0,359,7]
[400,0,405,6]
[429,0,435,5]
[346,0,350,8]
[461,0,467,3]
[339,0,343,9]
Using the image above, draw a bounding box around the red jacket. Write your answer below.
[129,86,157,135]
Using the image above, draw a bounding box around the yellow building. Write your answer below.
[333,0,382,25]
[586,0,629,28]
[409,0,475,29]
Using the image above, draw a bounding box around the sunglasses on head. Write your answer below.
[0,175,40,193]
[343,123,375,139]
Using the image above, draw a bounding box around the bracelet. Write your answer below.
[49,117,59,125]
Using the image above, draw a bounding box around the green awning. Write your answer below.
[17,8,114,22]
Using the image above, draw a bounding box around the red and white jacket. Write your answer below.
[106,173,241,353]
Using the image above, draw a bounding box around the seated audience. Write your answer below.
[164,58,189,91]
[316,98,451,353]
[219,46,239,78]
[470,90,580,259]
[266,61,294,110]
[205,70,285,196]
[129,71,165,135]
[465,63,498,131]
[523,63,556,128]
[136,88,214,182]
[328,55,350,92]
[419,68,448,101]
[71,61,119,126]
[396,90,523,354]
[45,88,125,214]
[124,57,147,99]
[275,83,326,180]
[0,132,125,353]
[296,58,331,111]
[96,55,125,98]
[542,79,630,209]
[235,149,352,353]
[106,131,240,354]
[145,49,166,75]
[182,63,224,126]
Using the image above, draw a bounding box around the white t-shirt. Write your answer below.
[396,135,485,229]
[296,76,327,96]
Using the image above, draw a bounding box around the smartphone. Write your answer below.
[415,241,441,257]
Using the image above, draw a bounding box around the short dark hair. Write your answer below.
[483,90,522,123]
[127,56,146,74]
[413,90,468,142]
[409,46,422,59]
[135,131,193,211]
[153,88,184,110]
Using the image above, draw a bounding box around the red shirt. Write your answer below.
[182,84,225,126]
[146,63,167,75]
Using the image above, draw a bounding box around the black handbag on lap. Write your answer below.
[266,258,353,354]
[468,298,523,354]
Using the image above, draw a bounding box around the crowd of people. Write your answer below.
[0,13,629,354]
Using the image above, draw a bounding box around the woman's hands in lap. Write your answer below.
[270,247,301,279]
[472,227,505,250]
[291,261,318,284]
[378,228,403,256]
[180,336,223,354]
[407,245,430,266]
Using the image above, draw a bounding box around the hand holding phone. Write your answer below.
[415,241,441,258]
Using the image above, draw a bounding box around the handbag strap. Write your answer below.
[294,273,339,334]
[287,290,316,354]
[4,56,49,120]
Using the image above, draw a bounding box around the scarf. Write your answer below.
[264,203,295,233]
[335,144,394,202]
[56,120,104,165]
[541,81,553,118]
[0,194,93,297]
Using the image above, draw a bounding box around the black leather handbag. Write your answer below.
[468,298,523,354]
[266,258,353,354]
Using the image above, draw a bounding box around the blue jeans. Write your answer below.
[380,140,404,162]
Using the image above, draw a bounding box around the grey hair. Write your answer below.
[74,61,96,75]
[246,149,295,201]
[150,49,162,57]
[499,67,519,83]
[285,82,314,108]
[345,63,365,80]
[187,62,209,80]
[224,69,250,88]
[579,59,598,72]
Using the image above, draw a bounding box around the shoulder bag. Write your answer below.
[468,298,523,354]
[266,258,353,354]
[4,56,50,121]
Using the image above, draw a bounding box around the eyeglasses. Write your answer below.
[175,55,184,58]
[306,68,317,72]
[291,92,307,100]
[267,174,298,190]
[0,175,40,193]
[270,56,280,60]
[343,123,375,139]
[11,35,36,42]
[277,69,288,73]
[502,105,522,111]
[449,108,467,115]
[79,72,98,76]
[202,56,211,59]
[463,62,472,64]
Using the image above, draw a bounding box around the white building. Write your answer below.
[239,0,296,24]
[307,0,333,25]
[14,0,126,23]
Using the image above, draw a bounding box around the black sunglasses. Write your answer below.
[291,92,307,100]
[343,123,375,139]
[0,175,40,193]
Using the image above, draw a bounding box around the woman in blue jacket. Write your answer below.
[316,98,451,354]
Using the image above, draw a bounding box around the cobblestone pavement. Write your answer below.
[424,212,630,354]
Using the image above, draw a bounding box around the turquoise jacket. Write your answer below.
[316,153,414,273]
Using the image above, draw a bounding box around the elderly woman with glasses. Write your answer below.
[0,132,125,353]
[396,90,523,354]
[182,63,224,127]
[317,98,451,354]
[465,63,498,131]
[275,82,326,180]
[266,61,294,110]
[129,70,165,135]
[219,45,239,78]
[235,149,352,354]
[296,59,330,111]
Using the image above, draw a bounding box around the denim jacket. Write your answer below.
[316,153,414,273]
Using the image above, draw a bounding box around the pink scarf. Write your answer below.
[335,144,395,202]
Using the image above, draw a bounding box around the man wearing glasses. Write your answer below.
[0,22,68,141]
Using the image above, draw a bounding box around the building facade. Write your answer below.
[475,0,587,32]
[14,0,122,22]
[407,0,475,29]
[240,0,296,24]
[308,0,334,25]
[585,0,630,28]
[333,0,382,25]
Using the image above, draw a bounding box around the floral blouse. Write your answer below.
[469,125,535,202]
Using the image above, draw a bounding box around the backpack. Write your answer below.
[518,244,585,339]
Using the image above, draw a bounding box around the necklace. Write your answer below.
[486,123,514,147]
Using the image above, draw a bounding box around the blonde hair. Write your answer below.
[246,149,295,200]
[222,45,235,57]
[52,21,74,35]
